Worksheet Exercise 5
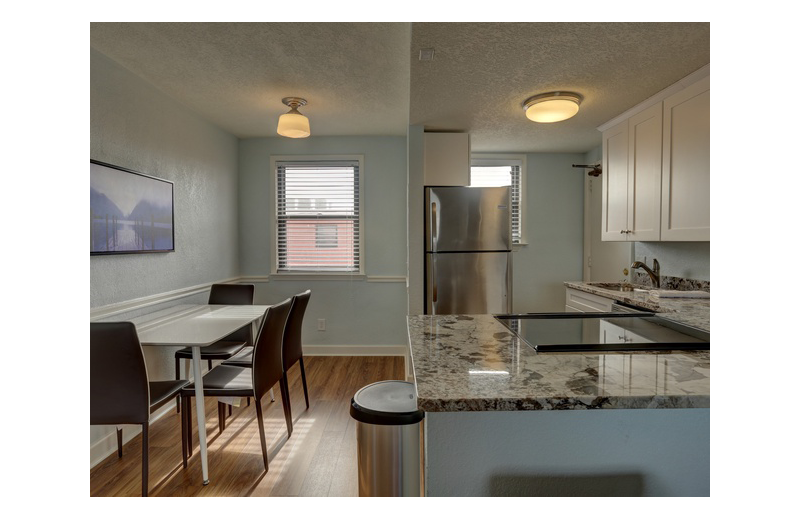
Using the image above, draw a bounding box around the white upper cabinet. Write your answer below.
[599,69,710,242]
[601,103,662,241]
[627,103,664,241]
[660,77,710,241]
[601,120,629,240]
[424,132,470,186]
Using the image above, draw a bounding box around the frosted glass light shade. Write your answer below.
[523,92,582,123]
[277,110,310,138]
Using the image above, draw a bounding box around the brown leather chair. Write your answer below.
[223,290,311,426]
[181,297,293,472]
[174,283,255,413]
[91,322,189,497]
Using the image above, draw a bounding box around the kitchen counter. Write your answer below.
[564,281,710,331]
[408,314,710,496]
[408,314,710,413]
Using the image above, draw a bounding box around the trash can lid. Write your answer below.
[350,380,424,425]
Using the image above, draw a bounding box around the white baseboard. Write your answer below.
[304,344,411,380]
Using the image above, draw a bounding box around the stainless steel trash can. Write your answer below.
[349,380,425,497]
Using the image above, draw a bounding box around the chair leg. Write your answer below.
[180,397,188,468]
[175,357,181,413]
[254,398,269,472]
[280,378,293,438]
[299,357,310,409]
[217,401,225,434]
[116,427,123,457]
[184,396,192,456]
[141,422,149,497]
[208,359,212,371]
[228,404,233,417]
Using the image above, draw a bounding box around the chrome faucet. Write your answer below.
[631,258,660,288]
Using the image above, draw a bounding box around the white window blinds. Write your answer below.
[276,160,360,272]
[470,164,522,244]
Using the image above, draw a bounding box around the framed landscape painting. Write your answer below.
[90,160,175,255]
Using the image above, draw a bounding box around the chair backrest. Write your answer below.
[251,297,293,399]
[282,290,311,371]
[208,284,255,343]
[90,322,150,425]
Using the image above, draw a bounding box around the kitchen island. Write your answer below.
[407,314,710,496]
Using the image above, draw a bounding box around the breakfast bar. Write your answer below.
[407,314,710,496]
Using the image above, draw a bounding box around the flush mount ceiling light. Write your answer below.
[522,92,583,123]
[277,97,310,138]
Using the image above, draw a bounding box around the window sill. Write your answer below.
[269,272,367,282]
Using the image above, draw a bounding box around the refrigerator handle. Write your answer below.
[432,255,438,308]
[431,201,437,248]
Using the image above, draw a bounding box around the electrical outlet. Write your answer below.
[317,318,326,331]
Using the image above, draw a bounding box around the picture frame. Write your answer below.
[90,160,175,255]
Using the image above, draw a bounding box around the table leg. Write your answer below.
[191,346,210,485]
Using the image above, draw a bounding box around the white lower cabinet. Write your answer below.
[599,319,649,344]
[565,288,614,312]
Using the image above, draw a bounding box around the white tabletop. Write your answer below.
[132,304,269,346]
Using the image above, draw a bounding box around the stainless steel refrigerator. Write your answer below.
[425,186,512,315]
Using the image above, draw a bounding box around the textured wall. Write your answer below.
[91,49,240,309]
[90,49,240,451]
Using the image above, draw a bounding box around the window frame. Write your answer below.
[470,154,527,246]
[269,155,365,279]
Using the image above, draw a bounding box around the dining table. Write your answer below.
[128,303,270,485]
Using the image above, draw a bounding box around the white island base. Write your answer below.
[424,407,710,497]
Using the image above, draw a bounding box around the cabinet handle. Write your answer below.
[620,230,626,234]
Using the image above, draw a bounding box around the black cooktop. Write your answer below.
[494,313,710,352]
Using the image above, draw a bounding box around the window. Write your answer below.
[470,156,525,244]
[275,158,362,273]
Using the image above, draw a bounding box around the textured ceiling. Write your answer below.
[90,22,412,138]
[90,22,710,153]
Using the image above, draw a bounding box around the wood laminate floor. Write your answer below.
[89,356,405,497]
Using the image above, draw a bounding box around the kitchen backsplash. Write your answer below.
[632,272,710,291]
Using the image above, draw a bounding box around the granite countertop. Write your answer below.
[408,314,710,413]
[564,281,710,332]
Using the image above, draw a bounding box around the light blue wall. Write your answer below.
[513,153,585,312]
[238,136,409,346]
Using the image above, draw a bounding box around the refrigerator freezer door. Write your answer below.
[426,252,511,314]
[426,186,510,252]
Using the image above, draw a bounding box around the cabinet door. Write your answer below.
[627,103,663,241]
[565,288,614,312]
[423,132,470,186]
[601,121,629,241]
[661,76,710,241]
